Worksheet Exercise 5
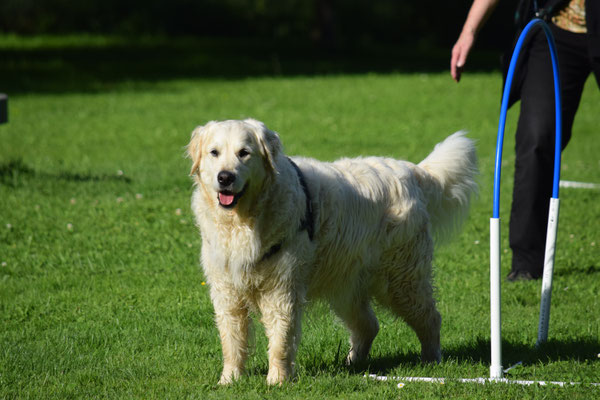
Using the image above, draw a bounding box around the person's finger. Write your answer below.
[450,46,463,82]
[452,65,462,83]
[456,49,468,69]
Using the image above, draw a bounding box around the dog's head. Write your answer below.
[187,118,282,211]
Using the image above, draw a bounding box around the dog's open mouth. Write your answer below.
[218,183,248,209]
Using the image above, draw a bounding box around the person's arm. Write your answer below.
[450,0,500,82]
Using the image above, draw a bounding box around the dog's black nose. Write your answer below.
[217,171,236,187]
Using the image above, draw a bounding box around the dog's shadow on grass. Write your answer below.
[314,336,600,378]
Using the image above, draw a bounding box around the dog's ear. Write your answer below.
[187,122,211,176]
[244,118,282,172]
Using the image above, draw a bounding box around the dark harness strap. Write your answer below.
[261,158,314,262]
[261,242,282,260]
[288,158,314,241]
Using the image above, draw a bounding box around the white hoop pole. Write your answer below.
[537,197,560,346]
[490,217,503,379]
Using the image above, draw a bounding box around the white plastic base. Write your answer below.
[490,365,504,381]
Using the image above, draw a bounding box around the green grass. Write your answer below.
[1,35,599,399]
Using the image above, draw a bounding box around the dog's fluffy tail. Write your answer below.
[417,131,478,242]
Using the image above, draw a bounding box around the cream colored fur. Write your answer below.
[187,119,478,385]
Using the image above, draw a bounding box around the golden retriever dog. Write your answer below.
[187,118,478,385]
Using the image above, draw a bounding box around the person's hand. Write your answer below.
[450,0,498,82]
[450,30,476,83]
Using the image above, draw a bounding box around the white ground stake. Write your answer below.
[537,197,560,346]
[559,180,600,189]
[366,374,600,388]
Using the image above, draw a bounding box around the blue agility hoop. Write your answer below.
[493,18,562,218]
[489,18,562,380]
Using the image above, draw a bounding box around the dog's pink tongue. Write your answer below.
[219,193,235,206]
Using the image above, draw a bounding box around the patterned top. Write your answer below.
[552,0,587,33]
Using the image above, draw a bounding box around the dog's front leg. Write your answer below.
[258,288,302,385]
[211,286,251,384]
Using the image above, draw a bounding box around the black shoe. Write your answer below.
[507,270,538,282]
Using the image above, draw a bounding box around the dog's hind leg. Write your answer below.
[391,284,442,363]
[380,234,442,363]
[332,294,380,366]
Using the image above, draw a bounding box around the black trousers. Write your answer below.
[509,23,600,277]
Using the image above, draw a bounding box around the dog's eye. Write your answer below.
[210,149,219,157]
[238,149,250,158]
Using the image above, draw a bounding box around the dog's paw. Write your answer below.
[420,347,442,364]
[266,366,291,385]
[218,367,242,385]
[345,351,359,366]
[345,346,369,366]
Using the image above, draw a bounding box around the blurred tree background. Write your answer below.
[0,0,519,93]
[0,0,514,51]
